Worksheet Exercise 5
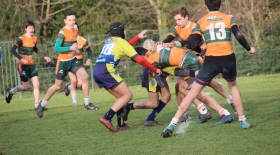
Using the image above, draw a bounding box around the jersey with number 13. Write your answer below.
[192,11,237,56]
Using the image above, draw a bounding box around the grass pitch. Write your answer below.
[0,74,280,155]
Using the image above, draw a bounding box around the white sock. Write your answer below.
[219,108,231,116]
[170,117,179,126]
[41,99,49,107]
[84,97,90,105]
[34,102,39,108]
[226,95,233,104]
[238,115,246,122]
[71,91,77,103]
[197,103,207,114]
[68,84,72,90]
[10,86,19,94]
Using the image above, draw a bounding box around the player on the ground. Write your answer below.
[93,22,162,132]
[123,42,234,126]
[161,0,255,138]
[6,20,51,111]
[36,10,98,118]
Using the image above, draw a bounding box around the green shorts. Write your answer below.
[181,51,200,71]
[18,64,38,82]
[55,58,83,79]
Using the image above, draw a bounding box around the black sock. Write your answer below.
[125,103,135,110]
[104,108,116,120]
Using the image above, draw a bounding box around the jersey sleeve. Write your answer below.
[230,15,237,27]
[121,40,138,58]
[192,23,203,36]
[170,28,178,38]
[14,37,22,47]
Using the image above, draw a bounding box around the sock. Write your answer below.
[116,108,124,126]
[146,100,166,121]
[84,96,90,105]
[125,103,134,110]
[219,108,231,116]
[71,91,77,104]
[197,103,207,114]
[104,108,116,120]
[238,115,246,122]
[170,117,179,126]
[34,102,39,108]
[67,84,72,90]
[10,86,19,94]
[41,99,49,107]
[226,95,233,104]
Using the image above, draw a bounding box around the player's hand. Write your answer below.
[162,42,175,48]
[155,41,164,45]
[138,30,148,39]
[20,58,28,64]
[201,46,206,56]
[155,68,162,76]
[70,43,78,51]
[248,47,255,56]
[44,56,51,62]
[75,49,81,55]
[84,59,91,66]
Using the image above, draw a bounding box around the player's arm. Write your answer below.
[54,32,77,53]
[128,30,148,45]
[34,46,51,62]
[231,25,251,51]
[10,45,22,60]
[85,47,93,60]
[128,36,140,46]
[178,34,203,53]
[133,55,159,74]
[162,35,176,43]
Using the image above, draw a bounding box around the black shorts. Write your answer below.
[196,62,237,86]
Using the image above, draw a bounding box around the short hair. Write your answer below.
[64,10,77,19]
[205,0,221,11]
[109,22,125,39]
[171,5,189,17]
[24,20,35,29]
[134,47,148,56]
[143,39,155,50]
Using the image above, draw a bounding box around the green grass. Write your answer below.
[1,74,280,155]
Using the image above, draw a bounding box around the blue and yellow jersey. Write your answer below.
[14,34,38,65]
[96,37,138,68]
[192,11,236,56]
[75,36,89,60]
[56,26,78,60]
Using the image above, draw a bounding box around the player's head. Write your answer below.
[109,22,126,39]
[64,10,77,29]
[171,5,189,28]
[143,39,155,50]
[24,20,35,34]
[135,47,148,56]
[205,0,221,11]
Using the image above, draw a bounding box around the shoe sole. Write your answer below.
[85,107,99,111]
[216,118,235,124]
[99,118,118,132]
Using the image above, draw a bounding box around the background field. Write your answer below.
[0,74,280,155]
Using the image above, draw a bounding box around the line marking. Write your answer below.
[175,117,191,136]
